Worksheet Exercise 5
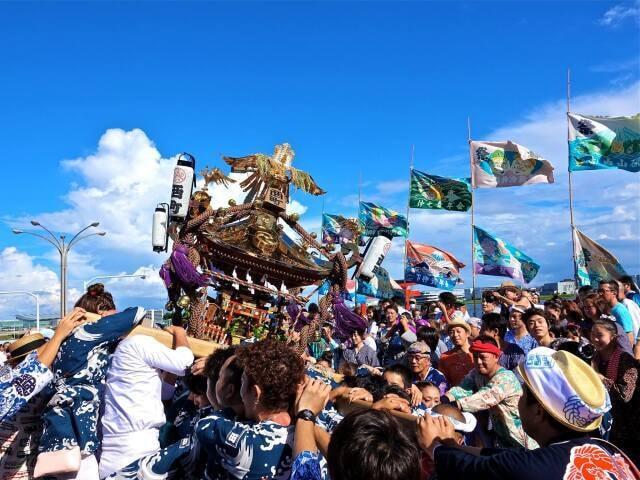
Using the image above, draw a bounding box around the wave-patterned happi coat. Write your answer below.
[37,308,145,460]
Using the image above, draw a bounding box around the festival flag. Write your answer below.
[568,113,640,173]
[359,201,408,237]
[321,213,360,245]
[470,141,555,188]
[573,228,629,287]
[405,240,465,291]
[409,169,472,212]
[318,279,367,303]
[356,266,404,300]
[473,225,540,284]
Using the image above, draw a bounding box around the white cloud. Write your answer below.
[599,1,640,26]
[0,247,62,318]
[13,128,176,259]
[379,82,640,287]
[4,130,317,315]
[92,265,167,304]
[286,200,308,216]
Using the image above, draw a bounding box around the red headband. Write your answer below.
[470,340,502,357]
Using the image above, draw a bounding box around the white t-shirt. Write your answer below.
[102,334,194,437]
[364,336,377,352]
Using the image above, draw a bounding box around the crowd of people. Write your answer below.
[1,276,639,479]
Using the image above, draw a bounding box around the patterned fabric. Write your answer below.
[0,352,52,479]
[405,240,465,291]
[499,342,526,372]
[358,201,408,238]
[594,348,640,464]
[315,405,343,434]
[0,351,52,422]
[290,450,324,480]
[473,226,540,284]
[104,436,193,480]
[448,367,535,449]
[470,140,555,187]
[433,437,637,480]
[568,113,640,173]
[38,307,144,456]
[321,213,359,245]
[415,367,448,396]
[563,443,637,480]
[504,330,538,355]
[409,169,472,211]
[195,413,295,479]
[573,228,629,288]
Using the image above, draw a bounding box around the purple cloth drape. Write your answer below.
[159,244,209,289]
[331,291,367,340]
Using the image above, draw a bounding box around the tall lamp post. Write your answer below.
[13,221,106,318]
[0,291,40,330]
[83,274,147,292]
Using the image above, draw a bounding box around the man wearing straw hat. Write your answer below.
[0,310,85,478]
[0,309,85,421]
[417,346,638,479]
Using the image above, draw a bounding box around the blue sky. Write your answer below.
[0,1,638,317]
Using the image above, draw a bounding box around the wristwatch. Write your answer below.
[296,409,317,423]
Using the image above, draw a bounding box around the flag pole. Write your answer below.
[355,171,362,311]
[318,194,325,305]
[467,117,477,316]
[566,68,579,286]
[403,145,415,309]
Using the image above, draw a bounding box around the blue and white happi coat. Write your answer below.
[0,351,52,422]
[38,307,145,456]
[195,413,295,480]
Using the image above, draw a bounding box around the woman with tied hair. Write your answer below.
[591,318,640,464]
[195,339,306,479]
[582,293,633,353]
[36,284,148,479]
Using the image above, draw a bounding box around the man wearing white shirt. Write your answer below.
[99,325,193,478]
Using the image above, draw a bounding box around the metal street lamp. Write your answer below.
[0,291,40,330]
[83,273,147,292]
[13,221,106,318]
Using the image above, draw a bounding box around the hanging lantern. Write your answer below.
[152,203,169,252]
[169,153,196,220]
[357,232,392,281]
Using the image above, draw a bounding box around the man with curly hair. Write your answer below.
[195,339,305,479]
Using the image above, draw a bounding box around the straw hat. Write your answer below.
[446,318,471,335]
[500,280,517,289]
[7,333,46,362]
[517,347,610,432]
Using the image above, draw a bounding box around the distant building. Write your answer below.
[540,279,576,296]
[415,289,465,305]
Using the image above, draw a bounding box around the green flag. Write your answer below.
[410,169,472,211]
